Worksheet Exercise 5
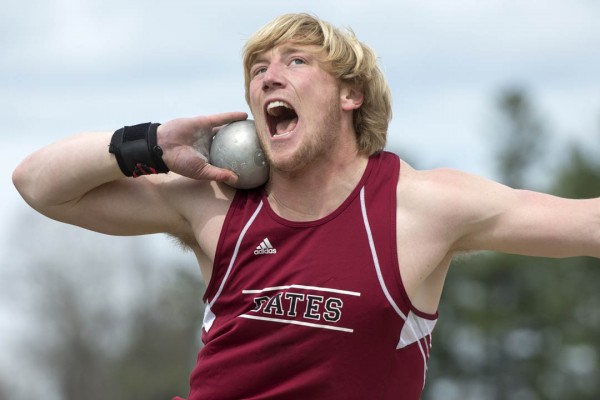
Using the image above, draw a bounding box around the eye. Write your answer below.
[252,66,268,77]
[290,57,306,66]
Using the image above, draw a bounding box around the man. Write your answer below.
[13,13,600,400]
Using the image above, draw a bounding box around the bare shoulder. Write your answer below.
[396,161,513,251]
[397,160,493,211]
[397,162,464,229]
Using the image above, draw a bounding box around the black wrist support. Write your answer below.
[109,122,169,177]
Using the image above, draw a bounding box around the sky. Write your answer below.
[1,0,599,394]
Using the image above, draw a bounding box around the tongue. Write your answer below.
[275,117,298,135]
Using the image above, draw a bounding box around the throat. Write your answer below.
[265,156,369,222]
[267,190,329,221]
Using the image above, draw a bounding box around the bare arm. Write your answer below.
[396,163,599,314]
[12,112,247,238]
[418,168,600,259]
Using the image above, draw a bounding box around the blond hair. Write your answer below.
[243,13,392,156]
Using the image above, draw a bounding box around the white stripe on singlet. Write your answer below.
[208,200,264,308]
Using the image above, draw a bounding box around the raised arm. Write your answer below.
[422,167,600,259]
[12,112,247,237]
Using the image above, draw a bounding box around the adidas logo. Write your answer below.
[254,238,277,255]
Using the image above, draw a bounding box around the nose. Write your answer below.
[262,63,285,91]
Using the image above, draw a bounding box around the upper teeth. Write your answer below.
[267,101,291,116]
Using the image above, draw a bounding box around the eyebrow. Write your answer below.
[252,44,318,66]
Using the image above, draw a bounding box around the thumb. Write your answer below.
[197,163,239,186]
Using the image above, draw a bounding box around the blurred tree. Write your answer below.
[424,92,600,400]
[3,210,204,400]
[552,144,600,199]
[112,268,203,400]
[32,266,118,400]
[492,87,547,189]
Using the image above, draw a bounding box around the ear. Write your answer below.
[340,85,364,111]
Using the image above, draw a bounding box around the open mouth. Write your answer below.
[265,100,299,137]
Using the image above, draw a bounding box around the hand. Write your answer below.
[157,112,248,184]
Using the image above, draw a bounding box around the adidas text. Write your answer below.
[254,248,277,255]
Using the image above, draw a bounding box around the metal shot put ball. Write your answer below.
[209,120,269,189]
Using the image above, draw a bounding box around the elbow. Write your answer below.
[13,158,31,196]
[12,155,49,211]
[13,157,37,206]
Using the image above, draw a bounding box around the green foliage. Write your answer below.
[429,254,600,399]
[111,269,204,400]
[552,145,600,199]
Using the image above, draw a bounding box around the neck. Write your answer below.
[265,151,369,221]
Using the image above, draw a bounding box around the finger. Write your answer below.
[198,112,248,129]
[200,164,239,186]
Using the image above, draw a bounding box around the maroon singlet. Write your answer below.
[179,151,438,400]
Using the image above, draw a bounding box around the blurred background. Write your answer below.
[1,1,599,399]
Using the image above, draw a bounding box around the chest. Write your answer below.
[223,204,386,300]
[207,198,407,337]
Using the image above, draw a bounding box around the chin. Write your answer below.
[269,149,317,174]
[267,157,298,173]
